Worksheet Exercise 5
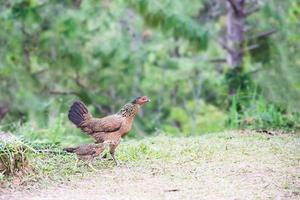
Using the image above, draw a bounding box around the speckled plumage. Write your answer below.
[68,96,150,165]
[64,144,105,161]
[118,103,140,118]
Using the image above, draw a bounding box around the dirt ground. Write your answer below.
[1,132,300,200]
[2,162,299,200]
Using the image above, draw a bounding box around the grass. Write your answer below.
[0,138,33,176]
[228,91,300,131]
[1,130,299,194]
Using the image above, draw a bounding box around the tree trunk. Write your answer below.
[226,0,245,68]
[222,0,246,95]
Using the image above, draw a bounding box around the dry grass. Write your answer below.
[0,133,35,187]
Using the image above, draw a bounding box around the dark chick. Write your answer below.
[68,96,150,165]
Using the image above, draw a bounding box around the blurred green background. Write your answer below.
[0,0,299,144]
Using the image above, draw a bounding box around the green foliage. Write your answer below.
[0,0,299,140]
[248,1,300,113]
[163,102,227,136]
[228,91,300,130]
[126,0,208,50]
[16,118,92,146]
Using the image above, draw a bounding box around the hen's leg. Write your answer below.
[85,156,99,171]
[87,162,98,171]
[100,153,108,159]
[74,158,79,169]
[109,144,119,166]
[94,143,106,160]
[109,140,120,166]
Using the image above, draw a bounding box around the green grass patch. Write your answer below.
[1,130,299,191]
[0,139,33,176]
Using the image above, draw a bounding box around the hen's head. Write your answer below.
[131,96,150,105]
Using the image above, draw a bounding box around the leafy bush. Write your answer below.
[228,91,300,130]
[163,102,227,135]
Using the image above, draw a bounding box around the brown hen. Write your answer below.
[68,96,150,165]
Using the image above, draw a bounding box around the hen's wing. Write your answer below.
[81,114,124,134]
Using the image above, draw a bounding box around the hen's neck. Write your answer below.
[118,103,140,118]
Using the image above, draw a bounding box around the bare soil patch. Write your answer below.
[1,131,299,200]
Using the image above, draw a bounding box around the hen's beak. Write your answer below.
[147,99,151,102]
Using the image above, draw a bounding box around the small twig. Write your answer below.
[49,90,79,96]
[263,183,271,189]
[164,189,180,192]
[243,26,252,32]
[208,58,227,63]
[33,149,64,154]
[246,68,262,75]
[93,103,103,113]
[249,29,277,40]
[92,103,112,115]
[245,6,260,16]
[245,44,260,51]
[75,71,86,89]
[227,0,239,14]
[33,69,48,76]
[218,39,233,54]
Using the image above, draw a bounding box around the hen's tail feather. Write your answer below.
[68,101,91,127]
[63,147,77,153]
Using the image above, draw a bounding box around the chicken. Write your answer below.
[64,144,105,170]
[68,96,150,165]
